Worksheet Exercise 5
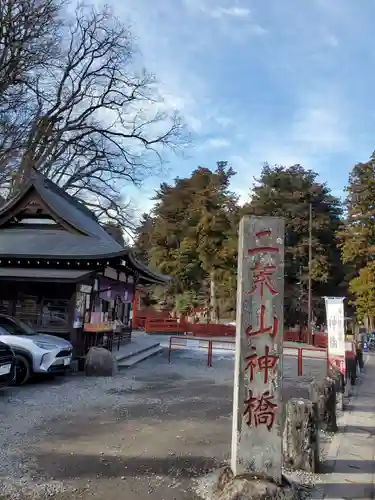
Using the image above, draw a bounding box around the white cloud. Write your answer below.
[200,137,230,150]
[98,0,374,214]
[216,116,233,128]
[227,87,350,200]
[292,106,347,152]
[288,83,351,156]
[183,0,266,39]
[324,33,339,47]
[209,6,250,18]
[249,24,267,36]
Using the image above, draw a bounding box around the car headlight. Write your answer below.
[33,341,59,350]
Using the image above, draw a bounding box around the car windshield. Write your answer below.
[0,316,37,336]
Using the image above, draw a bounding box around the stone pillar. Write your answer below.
[309,377,337,433]
[283,398,319,473]
[328,368,344,412]
[231,216,285,483]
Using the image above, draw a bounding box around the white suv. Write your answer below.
[0,314,73,385]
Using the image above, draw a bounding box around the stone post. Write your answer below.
[328,368,344,412]
[231,216,285,483]
[283,398,319,473]
[309,377,337,433]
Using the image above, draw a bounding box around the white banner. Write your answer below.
[325,297,345,357]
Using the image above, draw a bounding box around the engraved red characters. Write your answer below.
[244,389,278,431]
[243,228,281,431]
[248,262,278,298]
[245,304,279,338]
[245,346,279,384]
[246,230,280,337]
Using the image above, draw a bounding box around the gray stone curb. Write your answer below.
[311,354,369,500]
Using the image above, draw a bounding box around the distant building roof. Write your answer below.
[0,169,168,285]
[0,228,122,257]
[0,268,95,282]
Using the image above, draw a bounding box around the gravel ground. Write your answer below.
[0,346,328,500]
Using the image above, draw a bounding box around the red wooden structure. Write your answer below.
[135,313,327,348]
[132,290,328,348]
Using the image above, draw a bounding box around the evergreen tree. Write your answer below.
[134,214,154,262]
[134,162,239,319]
[243,164,344,326]
[339,155,375,327]
[103,222,125,246]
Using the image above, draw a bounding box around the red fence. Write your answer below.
[284,345,329,376]
[168,336,213,366]
[144,317,235,336]
[184,322,236,337]
[168,336,236,366]
[145,318,184,333]
[141,315,328,348]
[283,330,328,348]
[168,335,328,375]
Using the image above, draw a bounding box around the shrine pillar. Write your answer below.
[231,216,285,483]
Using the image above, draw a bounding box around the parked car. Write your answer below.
[0,340,15,387]
[0,314,73,385]
[33,314,70,340]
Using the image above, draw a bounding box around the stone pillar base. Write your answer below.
[283,398,319,473]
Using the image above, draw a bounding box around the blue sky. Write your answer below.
[107,0,375,215]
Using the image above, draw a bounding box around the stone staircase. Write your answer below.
[115,335,163,369]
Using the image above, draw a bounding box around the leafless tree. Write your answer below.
[0,2,187,228]
[103,221,125,246]
[0,0,61,183]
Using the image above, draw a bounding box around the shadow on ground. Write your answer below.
[31,452,220,480]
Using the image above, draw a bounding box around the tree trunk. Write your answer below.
[9,163,34,197]
[364,316,368,331]
[210,270,218,324]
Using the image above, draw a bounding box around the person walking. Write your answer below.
[346,340,357,386]
[356,339,364,372]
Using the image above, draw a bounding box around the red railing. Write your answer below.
[168,336,214,366]
[168,336,328,375]
[284,345,329,376]
[135,316,146,329]
[313,333,328,348]
[146,317,184,333]
[282,330,327,348]
[284,330,299,342]
[134,309,171,330]
[184,322,236,337]
[140,314,328,348]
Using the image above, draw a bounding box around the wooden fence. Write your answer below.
[138,315,328,348]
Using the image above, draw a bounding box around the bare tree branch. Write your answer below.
[0,1,188,229]
[0,0,61,187]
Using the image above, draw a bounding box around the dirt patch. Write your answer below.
[0,348,325,499]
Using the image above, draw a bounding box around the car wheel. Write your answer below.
[14,354,31,385]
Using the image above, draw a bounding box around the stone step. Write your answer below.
[117,345,164,369]
[115,341,161,362]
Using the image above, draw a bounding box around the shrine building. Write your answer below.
[0,169,167,357]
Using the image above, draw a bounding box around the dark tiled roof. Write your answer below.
[0,229,123,258]
[0,170,120,252]
[127,251,170,285]
[0,229,169,283]
[0,170,169,284]
[0,268,94,281]
[33,172,117,242]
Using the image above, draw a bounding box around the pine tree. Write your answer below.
[340,155,375,327]
[243,164,344,326]
[134,214,154,263]
[192,162,239,321]
[133,162,239,319]
[103,222,125,246]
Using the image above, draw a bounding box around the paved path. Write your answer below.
[313,353,375,499]
[0,345,326,500]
